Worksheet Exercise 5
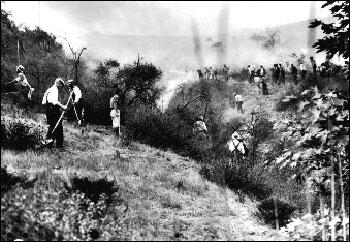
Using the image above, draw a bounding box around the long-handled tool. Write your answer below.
[72,104,81,125]
[40,92,73,148]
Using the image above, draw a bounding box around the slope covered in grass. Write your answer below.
[1,102,290,241]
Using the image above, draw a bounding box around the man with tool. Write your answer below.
[8,65,35,100]
[41,78,68,148]
[66,79,85,128]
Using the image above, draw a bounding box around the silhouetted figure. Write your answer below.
[279,64,286,85]
[310,57,317,76]
[273,64,280,85]
[213,68,218,80]
[290,64,298,85]
[262,78,269,95]
[197,69,203,80]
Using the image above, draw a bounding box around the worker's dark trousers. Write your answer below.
[292,74,298,85]
[46,104,63,147]
[74,98,86,125]
[301,70,307,80]
[237,101,244,113]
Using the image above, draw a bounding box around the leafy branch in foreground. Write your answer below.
[271,86,349,240]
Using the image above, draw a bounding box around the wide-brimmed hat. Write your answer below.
[66,79,74,86]
[16,65,25,72]
[55,78,65,86]
[232,131,239,139]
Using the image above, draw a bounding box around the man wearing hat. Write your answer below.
[66,79,85,127]
[9,65,35,100]
[42,78,67,148]
[227,131,249,168]
[193,116,207,134]
[110,91,121,139]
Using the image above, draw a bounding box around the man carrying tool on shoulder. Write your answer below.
[41,78,68,148]
[8,65,35,100]
[66,79,85,128]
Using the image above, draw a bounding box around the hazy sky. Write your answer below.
[3,1,331,49]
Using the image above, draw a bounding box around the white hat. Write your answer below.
[232,131,239,139]
[66,79,74,86]
[16,65,25,72]
[55,78,65,86]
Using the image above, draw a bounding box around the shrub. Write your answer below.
[67,177,118,204]
[1,186,130,241]
[1,117,44,150]
[1,167,37,196]
[256,197,296,228]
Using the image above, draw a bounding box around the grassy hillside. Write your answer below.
[1,101,290,241]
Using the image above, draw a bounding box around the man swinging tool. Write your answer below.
[41,78,68,148]
[7,65,35,100]
[227,131,249,169]
[66,79,85,128]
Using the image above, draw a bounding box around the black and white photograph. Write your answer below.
[1,1,349,241]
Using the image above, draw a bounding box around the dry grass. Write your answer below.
[1,103,290,241]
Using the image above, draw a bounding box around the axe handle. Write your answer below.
[51,92,73,135]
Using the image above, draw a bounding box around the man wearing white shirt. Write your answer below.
[235,93,244,114]
[42,78,67,148]
[109,91,121,139]
[299,63,307,80]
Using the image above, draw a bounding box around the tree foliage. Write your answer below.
[93,56,163,124]
[309,1,349,59]
[272,87,349,197]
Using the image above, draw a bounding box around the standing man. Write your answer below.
[274,64,281,85]
[257,65,266,79]
[205,67,210,79]
[197,69,204,80]
[235,92,244,114]
[299,63,307,81]
[310,57,317,76]
[213,68,218,80]
[209,67,214,80]
[290,64,298,85]
[223,64,229,81]
[231,92,236,109]
[254,74,262,94]
[66,79,85,129]
[110,92,121,139]
[42,78,67,148]
[247,65,252,83]
[250,65,256,84]
[261,78,269,95]
[279,64,286,85]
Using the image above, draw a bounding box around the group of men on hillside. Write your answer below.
[247,55,336,95]
[7,65,121,149]
[197,64,230,81]
[248,64,269,95]
[41,77,86,148]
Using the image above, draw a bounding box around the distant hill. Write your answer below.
[84,17,335,71]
